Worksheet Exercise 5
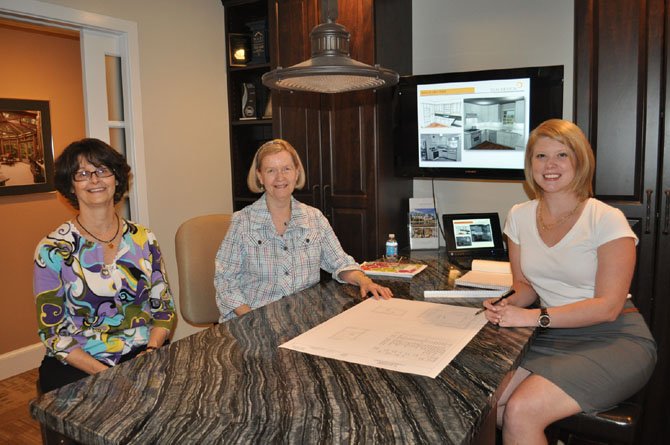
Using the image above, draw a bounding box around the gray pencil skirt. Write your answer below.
[522,305,657,413]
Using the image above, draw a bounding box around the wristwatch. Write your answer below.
[538,307,551,328]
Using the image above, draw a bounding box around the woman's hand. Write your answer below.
[359,278,393,300]
[482,299,535,327]
[234,304,252,317]
[339,270,393,300]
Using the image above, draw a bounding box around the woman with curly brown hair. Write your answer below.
[34,138,175,393]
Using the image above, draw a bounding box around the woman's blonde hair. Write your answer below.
[524,119,595,200]
[247,139,306,193]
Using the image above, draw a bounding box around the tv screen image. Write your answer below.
[395,65,564,180]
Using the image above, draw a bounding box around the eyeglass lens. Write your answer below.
[74,167,113,181]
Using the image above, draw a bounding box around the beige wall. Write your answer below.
[411,0,574,234]
[0,22,85,354]
[1,0,572,361]
[12,0,232,346]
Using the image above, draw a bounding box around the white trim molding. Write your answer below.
[0,343,45,381]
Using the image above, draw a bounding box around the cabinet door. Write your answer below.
[273,90,322,207]
[575,0,667,442]
[320,92,378,260]
[270,0,317,68]
[491,104,500,123]
[515,99,525,124]
[575,0,661,323]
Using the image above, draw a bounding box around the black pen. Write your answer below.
[474,289,515,315]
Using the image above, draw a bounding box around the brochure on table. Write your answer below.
[360,261,428,278]
[409,197,439,250]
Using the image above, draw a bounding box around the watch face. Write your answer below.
[539,315,551,328]
[539,308,551,328]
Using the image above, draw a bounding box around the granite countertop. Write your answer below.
[30,255,534,445]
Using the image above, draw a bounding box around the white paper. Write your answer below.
[280,298,488,378]
[455,270,513,290]
[471,259,511,274]
[424,289,504,299]
[455,260,512,290]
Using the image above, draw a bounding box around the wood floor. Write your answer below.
[0,368,43,445]
[470,141,515,150]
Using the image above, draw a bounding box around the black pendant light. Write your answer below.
[261,0,399,94]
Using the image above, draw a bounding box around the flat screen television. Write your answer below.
[394,65,564,180]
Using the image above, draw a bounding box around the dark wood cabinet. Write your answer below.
[574,0,669,442]
[225,0,412,261]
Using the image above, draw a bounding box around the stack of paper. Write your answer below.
[455,260,512,290]
[424,289,505,300]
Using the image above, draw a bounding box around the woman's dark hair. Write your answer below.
[54,138,132,209]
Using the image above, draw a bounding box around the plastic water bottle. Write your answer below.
[385,233,398,262]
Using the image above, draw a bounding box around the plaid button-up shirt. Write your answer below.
[215,195,360,321]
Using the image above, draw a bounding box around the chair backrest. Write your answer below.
[175,214,232,325]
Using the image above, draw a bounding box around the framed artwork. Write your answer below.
[0,99,54,196]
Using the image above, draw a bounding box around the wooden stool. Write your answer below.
[547,401,641,445]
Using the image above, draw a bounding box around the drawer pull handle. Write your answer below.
[664,190,670,235]
[645,189,653,234]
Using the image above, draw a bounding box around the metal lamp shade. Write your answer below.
[262,20,399,93]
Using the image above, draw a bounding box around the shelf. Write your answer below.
[229,63,271,72]
[232,118,273,126]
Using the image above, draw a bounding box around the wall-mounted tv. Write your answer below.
[394,65,564,180]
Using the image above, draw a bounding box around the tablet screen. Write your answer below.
[442,212,506,257]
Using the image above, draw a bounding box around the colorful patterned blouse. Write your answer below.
[33,220,175,366]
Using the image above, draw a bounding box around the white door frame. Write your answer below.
[0,0,149,380]
[0,0,150,223]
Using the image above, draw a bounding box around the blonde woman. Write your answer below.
[483,120,656,444]
[214,139,392,321]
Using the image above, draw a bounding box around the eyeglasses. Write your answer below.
[73,166,114,182]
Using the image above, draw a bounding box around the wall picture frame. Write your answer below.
[0,99,54,196]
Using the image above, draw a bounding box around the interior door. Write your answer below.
[80,29,134,219]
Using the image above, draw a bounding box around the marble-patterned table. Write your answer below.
[31,254,534,444]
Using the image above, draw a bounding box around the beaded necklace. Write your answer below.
[76,213,120,248]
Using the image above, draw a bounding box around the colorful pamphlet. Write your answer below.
[408,197,440,250]
[360,261,428,278]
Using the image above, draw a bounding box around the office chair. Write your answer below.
[175,214,232,325]
[546,400,642,445]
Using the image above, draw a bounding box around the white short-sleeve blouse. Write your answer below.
[504,198,638,307]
